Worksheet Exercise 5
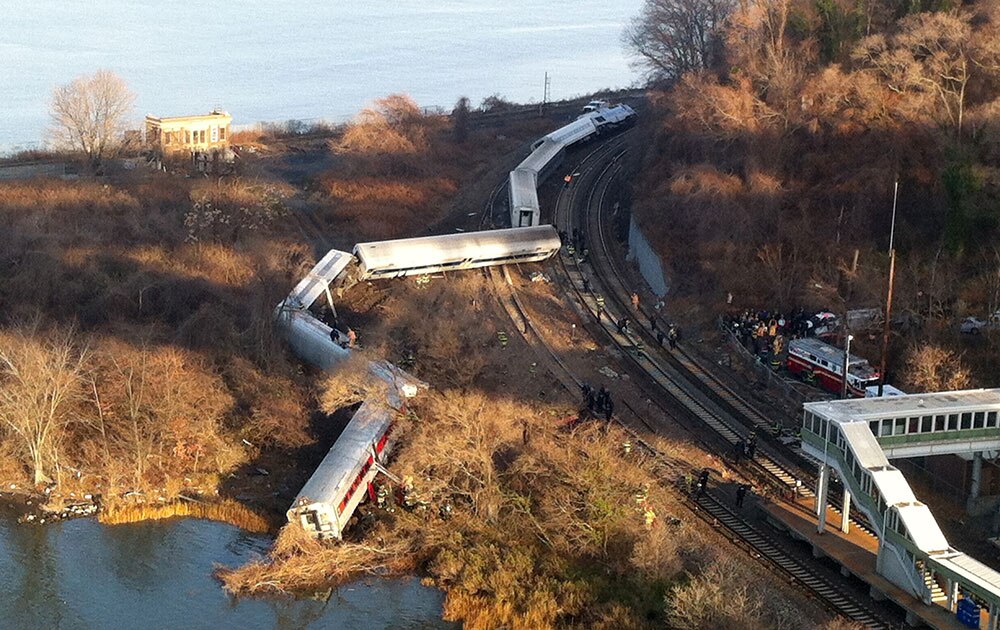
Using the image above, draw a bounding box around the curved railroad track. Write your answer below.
[481,131,899,628]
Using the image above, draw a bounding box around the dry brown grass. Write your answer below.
[100,498,270,533]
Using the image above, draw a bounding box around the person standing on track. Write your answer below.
[631,292,640,311]
[617,317,630,334]
[604,395,614,422]
[736,483,749,508]
[697,469,710,497]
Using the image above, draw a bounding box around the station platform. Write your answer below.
[761,496,976,629]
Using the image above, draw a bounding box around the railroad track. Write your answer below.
[556,140,882,537]
[479,132,897,627]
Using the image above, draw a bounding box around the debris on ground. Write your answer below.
[597,366,619,379]
[529,272,550,283]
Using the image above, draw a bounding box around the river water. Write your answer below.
[2,0,644,152]
[0,510,452,629]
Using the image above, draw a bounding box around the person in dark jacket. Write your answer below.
[736,483,749,508]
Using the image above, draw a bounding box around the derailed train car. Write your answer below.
[287,399,397,539]
[353,225,560,280]
[510,102,635,228]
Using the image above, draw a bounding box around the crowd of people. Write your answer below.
[580,383,615,421]
[722,308,827,364]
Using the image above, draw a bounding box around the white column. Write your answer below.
[816,464,827,516]
[841,488,852,534]
[946,578,958,612]
[989,602,998,630]
[817,464,830,534]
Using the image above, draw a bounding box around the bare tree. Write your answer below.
[853,12,973,136]
[903,343,971,392]
[624,0,734,81]
[48,70,136,165]
[0,323,87,485]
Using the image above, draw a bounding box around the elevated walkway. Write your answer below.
[807,390,1000,459]
[801,389,1000,628]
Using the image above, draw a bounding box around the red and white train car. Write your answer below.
[787,337,880,398]
[287,400,398,539]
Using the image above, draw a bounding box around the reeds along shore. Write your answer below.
[99,499,271,533]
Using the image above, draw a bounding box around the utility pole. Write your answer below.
[540,72,551,115]
[878,181,899,397]
[842,334,854,399]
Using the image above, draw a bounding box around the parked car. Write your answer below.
[581,99,609,113]
[960,317,989,334]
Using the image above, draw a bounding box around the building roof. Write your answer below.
[805,388,1000,424]
[145,111,232,124]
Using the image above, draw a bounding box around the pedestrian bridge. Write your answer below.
[801,389,1000,628]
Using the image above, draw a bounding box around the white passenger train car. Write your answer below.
[287,400,397,539]
[354,225,560,280]
[532,115,599,150]
[588,104,636,128]
[275,307,350,371]
[518,139,564,179]
[508,169,540,228]
[285,248,356,310]
[511,101,636,228]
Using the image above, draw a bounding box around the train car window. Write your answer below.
[908,417,919,433]
[934,414,946,431]
[961,412,973,430]
[894,417,906,435]
[921,415,933,433]
[869,420,879,435]
[881,418,892,436]
[974,412,985,429]
[988,412,998,427]
[948,414,959,430]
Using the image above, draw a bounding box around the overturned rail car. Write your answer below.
[288,400,397,539]
[353,225,560,280]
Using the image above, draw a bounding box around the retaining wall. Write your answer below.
[626,215,668,297]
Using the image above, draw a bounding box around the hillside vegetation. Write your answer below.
[627,0,1000,386]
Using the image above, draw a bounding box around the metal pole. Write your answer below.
[842,334,853,399]
[878,181,899,397]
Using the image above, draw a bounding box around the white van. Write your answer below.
[582,100,609,113]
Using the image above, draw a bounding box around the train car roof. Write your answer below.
[286,249,354,309]
[292,399,393,507]
[789,337,873,372]
[590,104,635,125]
[509,169,539,210]
[543,116,597,146]
[518,139,563,175]
[354,225,560,273]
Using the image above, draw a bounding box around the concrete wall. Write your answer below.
[626,214,668,297]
